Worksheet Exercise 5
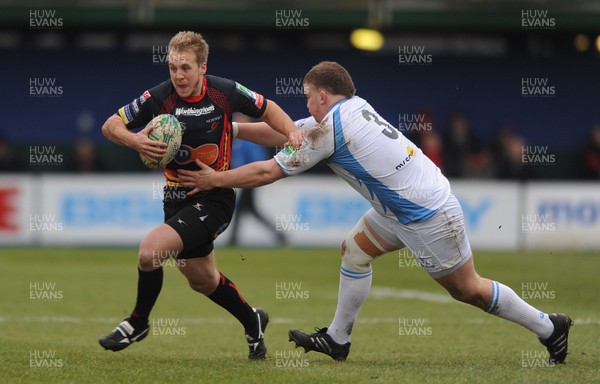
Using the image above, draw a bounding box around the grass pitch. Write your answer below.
[0,247,598,384]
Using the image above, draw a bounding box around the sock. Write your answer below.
[129,267,163,329]
[486,280,554,340]
[208,272,257,336]
[327,267,372,345]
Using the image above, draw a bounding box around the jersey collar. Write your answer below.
[181,76,207,103]
[327,97,351,113]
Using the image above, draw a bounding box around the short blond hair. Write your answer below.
[168,31,209,64]
[304,61,355,98]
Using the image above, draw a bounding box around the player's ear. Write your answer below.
[199,62,207,75]
[319,90,328,105]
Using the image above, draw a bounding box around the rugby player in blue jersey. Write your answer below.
[181,61,572,365]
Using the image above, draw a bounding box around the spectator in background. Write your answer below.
[492,124,535,180]
[442,110,495,179]
[496,132,535,180]
[411,109,444,171]
[583,124,600,179]
[228,114,286,246]
[492,123,514,163]
[442,110,483,178]
[67,137,110,173]
[463,147,496,179]
[0,134,24,172]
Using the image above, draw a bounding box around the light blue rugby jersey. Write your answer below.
[274,96,450,224]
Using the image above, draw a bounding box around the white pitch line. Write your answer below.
[11,316,598,325]
[2,316,598,325]
[369,287,457,304]
[6,316,399,325]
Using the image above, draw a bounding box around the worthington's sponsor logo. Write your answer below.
[175,105,215,116]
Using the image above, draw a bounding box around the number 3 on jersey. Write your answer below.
[362,109,398,139]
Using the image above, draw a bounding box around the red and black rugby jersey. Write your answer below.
[117,75,267,190]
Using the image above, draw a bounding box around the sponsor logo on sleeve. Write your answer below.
[118,106,130,124]
[254,92,265,108]
[131,99,140,114]
[123,105,133,122]
[139,90,151,105]
[395,146,416,170]
[235,82,265,108]
[235,82,253,98]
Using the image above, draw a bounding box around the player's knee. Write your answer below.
[137,247,158,271]
[446,287,468,303]
[341,218,386,273]
[188,279,210,295]
[341,234,373,273]
[138,240,168,271]
[447,285,485,307]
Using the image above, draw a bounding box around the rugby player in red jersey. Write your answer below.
[98,31,300,360]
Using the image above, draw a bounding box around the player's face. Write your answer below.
[304,83,327,123]
[168,49,206,98]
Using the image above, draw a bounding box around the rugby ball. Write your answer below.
[140,114,182,168]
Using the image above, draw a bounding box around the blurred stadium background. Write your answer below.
[1,0,599,249]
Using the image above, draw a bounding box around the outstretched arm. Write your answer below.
[178,158,286,195]
[235,121,289,147]
[260,100,303,149]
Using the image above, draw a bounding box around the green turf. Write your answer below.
[0,248,598,384]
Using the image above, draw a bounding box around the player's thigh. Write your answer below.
[395,193,472,279]
[139,224,184,268]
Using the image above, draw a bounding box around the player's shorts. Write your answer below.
[164,188,235,259]
[364,193,471,279]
